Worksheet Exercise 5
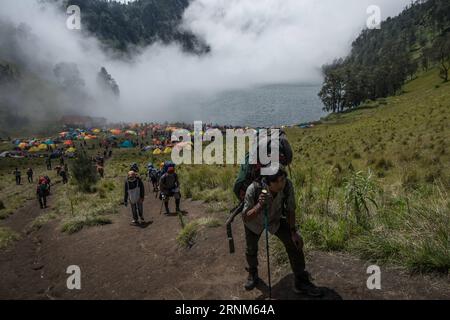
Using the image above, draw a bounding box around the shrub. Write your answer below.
[71,151,99,192]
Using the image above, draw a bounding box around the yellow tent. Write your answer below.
[18,143,28,149]
[38,144,48,151]
[29,146,40,153]
[153,149,162,155]
[92,129,101,134]
[163,147,172,154]
[66,147,76,154]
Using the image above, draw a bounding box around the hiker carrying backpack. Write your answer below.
[233,129,293,201]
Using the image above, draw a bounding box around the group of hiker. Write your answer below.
[123,161,181,225]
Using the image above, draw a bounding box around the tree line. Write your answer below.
[319,0,450,113]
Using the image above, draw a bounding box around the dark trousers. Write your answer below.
[15,176,21,185]
[38,194,47,208]
[130,202,144,220]
[28,175,33,183]
[245,219,307,282]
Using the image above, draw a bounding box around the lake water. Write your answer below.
[172,84,327,127]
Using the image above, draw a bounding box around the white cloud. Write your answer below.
[0,0,411,122]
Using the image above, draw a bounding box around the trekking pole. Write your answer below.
[262,189,272,299]
[159,194,165,215]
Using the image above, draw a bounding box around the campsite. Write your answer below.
[0,0,449,309]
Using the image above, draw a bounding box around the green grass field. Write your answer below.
[0,68,448,274]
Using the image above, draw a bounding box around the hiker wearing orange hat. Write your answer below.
[124,170,146,225]
[159,165,181,215]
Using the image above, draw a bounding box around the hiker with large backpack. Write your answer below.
[228,129,322,298]
[159,164,181,215]
[124,171,146,225]
[147,163,159,192]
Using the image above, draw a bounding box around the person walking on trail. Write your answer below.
[46,157,52,170]
[60,166,68,184]
[124,171,146,225]
[26,168,33,183]
[13,168,21,185]
[241,168,322,297]
[159,166,181,215]
[147,164,159,192]
[36,177,49,209]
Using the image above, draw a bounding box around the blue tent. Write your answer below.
[120,140,134,148]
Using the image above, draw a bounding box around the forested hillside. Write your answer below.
[62,0,209,53]
[319,0,450,113]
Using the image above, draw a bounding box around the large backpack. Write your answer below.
[232,130,293,201]
[162,161,176,174]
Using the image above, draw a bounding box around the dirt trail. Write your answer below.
[0,186,449,300]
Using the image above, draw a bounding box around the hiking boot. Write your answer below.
[294,274,323,297]
[131,220,138,225]
[244,268,259,291]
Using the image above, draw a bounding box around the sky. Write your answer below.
[0,0,412,122]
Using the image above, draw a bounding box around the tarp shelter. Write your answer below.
[120,140,134,148]
[153,148,162,155]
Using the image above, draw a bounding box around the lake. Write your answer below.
[170,84,327,127]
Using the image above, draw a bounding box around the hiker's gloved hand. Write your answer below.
[291,231,304,250]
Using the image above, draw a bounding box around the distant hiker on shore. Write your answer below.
[241,168,322,297]
[124,171,145,225]
[13,168,21,185]
[36,177,49,209]
[26,168,33,183]
[159,166,181,215]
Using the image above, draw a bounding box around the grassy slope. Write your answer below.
[182,68,450,273]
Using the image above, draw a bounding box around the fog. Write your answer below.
[0,0,411,123]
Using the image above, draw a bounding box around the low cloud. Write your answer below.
[0,0,411,123]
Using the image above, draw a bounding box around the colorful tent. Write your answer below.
[66,147,76,153]
[44,139,54,145]
[38,144,48,151]
[120,140,134,148]
[125,130,137,136]
[163,147,172,154]
[18,143,28,150]
[153,148,162,155]
[92,129,101,134]
[64,140,74,146]
[29,146,40,153]
[110,129,122,135]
